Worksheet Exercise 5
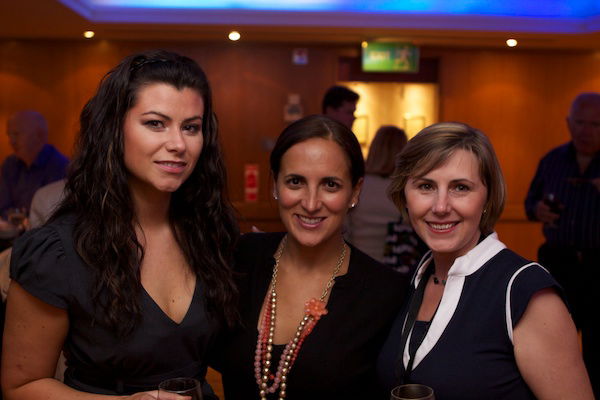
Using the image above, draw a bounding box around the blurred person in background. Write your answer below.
[322,85,359,130]
[0,110,68,226]
[27,178,66,229]
[346,125,424,275]
[524,92,600,396]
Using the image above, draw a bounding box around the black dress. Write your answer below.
[216,232,407,400]
[10,214,219,396]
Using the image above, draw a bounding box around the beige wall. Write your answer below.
[1,39,599,259]
[343,81,439,157]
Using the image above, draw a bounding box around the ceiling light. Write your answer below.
[228,31,241,41]
[506,38,518,47]
[361,41,368,48]
[83,31,95,39]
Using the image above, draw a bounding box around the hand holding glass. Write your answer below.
[157,378,203,400]
[7,208,27,228]
[543,193,562,215]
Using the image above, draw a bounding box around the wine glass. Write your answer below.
[390,383,435,400]
[158,377,203,400]
[7,207,27,228]
[542,193,562,228]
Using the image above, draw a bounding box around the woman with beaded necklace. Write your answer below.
[215,115,407,399]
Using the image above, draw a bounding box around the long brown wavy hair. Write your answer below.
[52,49,239,336]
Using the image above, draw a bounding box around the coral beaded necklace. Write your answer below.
[254,235,347,400]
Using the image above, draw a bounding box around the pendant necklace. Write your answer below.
[432,276,446,285]
[254,235,347,400]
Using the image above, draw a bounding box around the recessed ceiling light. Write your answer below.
[83,31,95,39]
[506,38,518,47]
[228,31,241,41]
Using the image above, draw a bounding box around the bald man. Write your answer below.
[0,110,68,221]
[525,92,600,396]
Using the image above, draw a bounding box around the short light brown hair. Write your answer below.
[388,122,505,235]
[365,125,407,177]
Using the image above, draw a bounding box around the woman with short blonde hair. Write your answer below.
[378,122,592,399]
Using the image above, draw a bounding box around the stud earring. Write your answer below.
[350,203,356,208]
[273,192,278,200]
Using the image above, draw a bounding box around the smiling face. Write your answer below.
[404,149,488,264]
[123,82,204,199]
[274,137,361,248]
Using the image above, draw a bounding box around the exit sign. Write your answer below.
[362,42,419,73]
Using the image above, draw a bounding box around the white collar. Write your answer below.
[405,232,507,370]
[413,232,506,287]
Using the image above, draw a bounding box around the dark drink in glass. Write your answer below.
[543,193,562,215]
[158,377,203,400]
[7,208,26,228]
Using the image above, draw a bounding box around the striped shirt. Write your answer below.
[525,142,600,248]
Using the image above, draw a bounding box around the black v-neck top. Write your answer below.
[215,232,408,400]
[10,214,219,395]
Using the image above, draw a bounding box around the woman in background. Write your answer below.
[377,122,593,399]
[217,115,406,399]
[346,125,425,274]
[346,125,407,262]
[2,49,238,399]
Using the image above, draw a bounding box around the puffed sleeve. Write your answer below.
[9,226,71,309]
[509,263,564,328]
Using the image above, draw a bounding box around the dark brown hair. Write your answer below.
[270,114,364,186]
[53,49,239,336]
[321,86,359,113]
[365,125,408,177]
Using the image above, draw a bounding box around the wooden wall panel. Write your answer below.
[427,47,600,255]
[495,221,545,261]
[0,40,123,160]
[433,48,600,203]
[1,40,599,255]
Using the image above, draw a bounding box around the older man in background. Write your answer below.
[525,92,600,396]
[0,110,68,226]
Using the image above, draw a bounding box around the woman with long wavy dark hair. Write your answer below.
[1,49,238,400]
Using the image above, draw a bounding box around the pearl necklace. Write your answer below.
[254,235,347,400]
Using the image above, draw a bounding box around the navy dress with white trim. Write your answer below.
[377,233,564,400]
